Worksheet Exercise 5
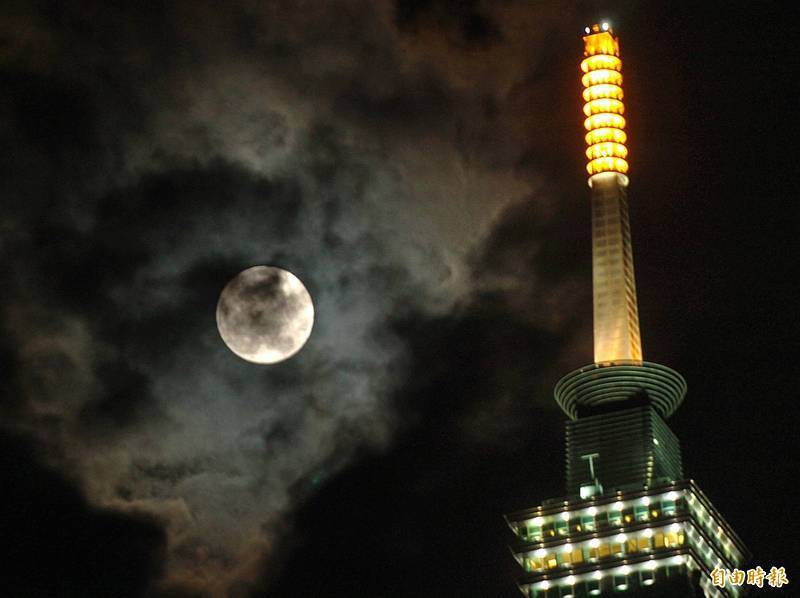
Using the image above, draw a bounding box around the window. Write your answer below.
[587,579,601,595]
[556,520,569,536]
[613,574,628,591]
[608,510,622,527]
[625,538,638,553]
[571,549,584,565]
[527,557,544,572]
[634,505,649,522]
[637,536,650,551]
[640,569,656,586]
[665,531,684,547]
[662,499,677,516]
[581,515,597,531]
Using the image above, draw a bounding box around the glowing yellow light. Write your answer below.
[582,69,623,87]
[585,127,627,146]
[582,27,628,181]
[583,98,625,117]
[585,142,627,160]
[587,157,629,175]
[583,30,619,57]
[581,54,622,73]
[582,83,624,102]
[583,113,626,131]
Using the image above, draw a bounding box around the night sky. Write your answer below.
[1,1,796,597]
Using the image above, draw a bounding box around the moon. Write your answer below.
[216,266,314,364]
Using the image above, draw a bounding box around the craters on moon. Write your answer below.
[216,266,314,364]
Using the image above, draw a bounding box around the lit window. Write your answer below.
[613,574,628,591]
[640,569,656,586]
[637,536,650,551]
[527,524,543,542]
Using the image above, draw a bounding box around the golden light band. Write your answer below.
[583,98,624,117]
[582,83,623,102]
[586,142,628,160]
[582,69,623,88]
[582,28,628,182]
[584,113,625,131]
[585,128,627,146]
[581,54,622,73]
[587,156,629,176]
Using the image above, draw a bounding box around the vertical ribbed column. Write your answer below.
[591,176,642,362]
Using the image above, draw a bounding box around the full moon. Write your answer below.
[216,266,314,364]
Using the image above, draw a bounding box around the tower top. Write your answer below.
[581,22,628,185]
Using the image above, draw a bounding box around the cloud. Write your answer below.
[0,1,590,595]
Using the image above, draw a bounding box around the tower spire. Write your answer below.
[582,23,642,363]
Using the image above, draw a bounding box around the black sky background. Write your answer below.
[1,1,797,597]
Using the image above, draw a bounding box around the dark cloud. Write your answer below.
[0,0,611,594]
[395,0,501,46]
[78,362,164,434]
[0,430,166,597]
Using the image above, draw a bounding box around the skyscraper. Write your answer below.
[504,23,748,597]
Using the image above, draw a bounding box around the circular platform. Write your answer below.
[554,361,687,420]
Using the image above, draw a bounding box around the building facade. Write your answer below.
[504,23,748,597]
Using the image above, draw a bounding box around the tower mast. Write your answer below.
[582,23,642,363]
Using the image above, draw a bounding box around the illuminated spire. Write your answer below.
[582,22,642,363]
[582,22,628,182]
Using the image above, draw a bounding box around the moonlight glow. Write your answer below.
[216,266,314,364]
